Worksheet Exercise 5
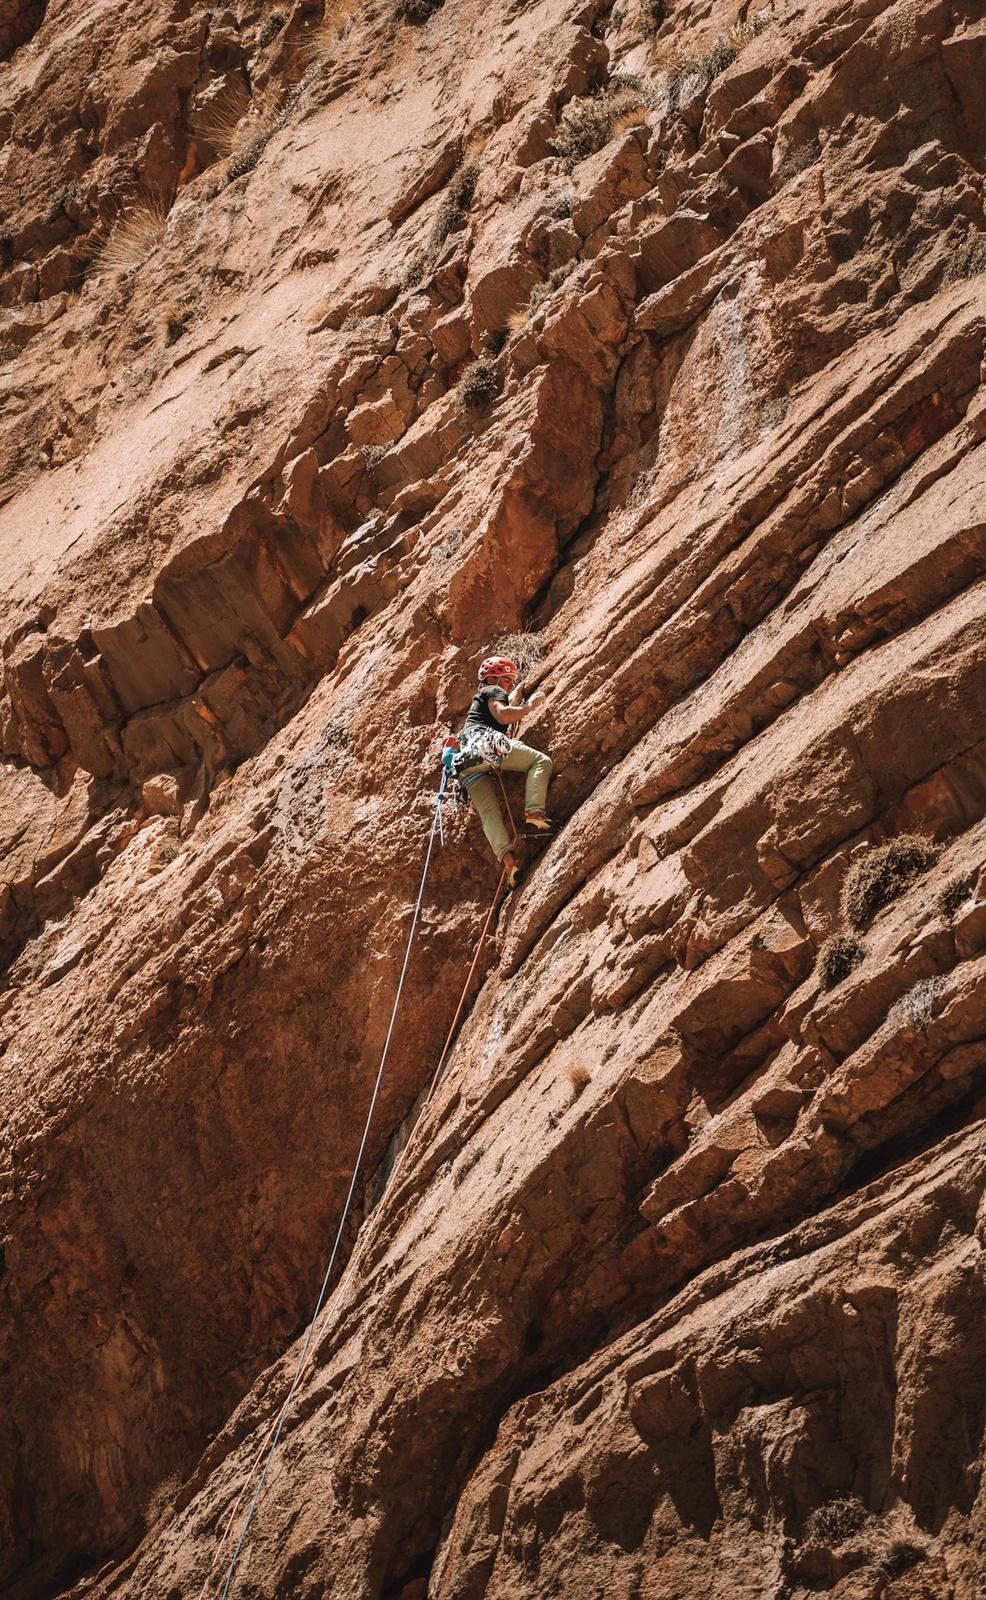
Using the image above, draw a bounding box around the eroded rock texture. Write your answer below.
[0,0,984,1596]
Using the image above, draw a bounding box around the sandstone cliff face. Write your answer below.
[1,0,984,1597]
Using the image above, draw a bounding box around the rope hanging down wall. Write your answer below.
[208,772,510,1596]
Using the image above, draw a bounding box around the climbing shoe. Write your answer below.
[524,811,555,833]
[503,853,522,891]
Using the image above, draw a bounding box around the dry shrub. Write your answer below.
[257,11,286,47]
[567,1062,591,1099]
[227,126,274,181]
[433,525,466,560]
[551,82,651,169]
[161,304,190,344]
[93,196,169,275]
[937,872,975,921]
[401,154,481,293]
[529,258,577,314]
[400,247,434,291]
[395,0,443,20]
[431,157,480,246]
[453,1145,483,1185]
[875,1539,929,1577]
[658,12,769,114]
[817,933,866,991]
[806,1496,869,1545]
[777,135,821,181]
[840,834,941,930]
[361,443,387,470]
[887,975,947,1033]
[493,633,546,676]
[459,355,500,409]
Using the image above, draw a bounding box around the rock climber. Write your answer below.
[456,654,553,890]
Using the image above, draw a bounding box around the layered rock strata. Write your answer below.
[0,0,984,1596]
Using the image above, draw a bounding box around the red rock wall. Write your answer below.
[0,0,984,1597]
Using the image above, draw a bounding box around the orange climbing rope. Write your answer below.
[425,769,517,1101]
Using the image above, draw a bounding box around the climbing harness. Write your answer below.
[209,778,447,1599]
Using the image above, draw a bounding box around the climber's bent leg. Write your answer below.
[464,772,512,861]
[501,741,553,817]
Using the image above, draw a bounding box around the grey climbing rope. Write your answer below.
[216,780,446,1598]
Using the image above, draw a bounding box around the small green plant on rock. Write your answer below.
[937,871,975,921]
[459,355,500,409]
[817,933,866,990]
[840,834,941,930]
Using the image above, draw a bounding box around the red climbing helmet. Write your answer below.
[478,654,518,683]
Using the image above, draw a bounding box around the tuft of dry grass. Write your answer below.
[567,1063,591,1099]
[937,871,975,921]
[93,196,169,275]
[193,80,252,157]
[307,292,337,326]
[817,932,866,991]
[361,443,387,470]
[304,0,360,60]
[840,834,941,931]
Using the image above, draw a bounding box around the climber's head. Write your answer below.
[478,654,518,689]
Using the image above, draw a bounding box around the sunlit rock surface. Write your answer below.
[1,0,984,1596]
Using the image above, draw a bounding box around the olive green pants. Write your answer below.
[462,741,553,862]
